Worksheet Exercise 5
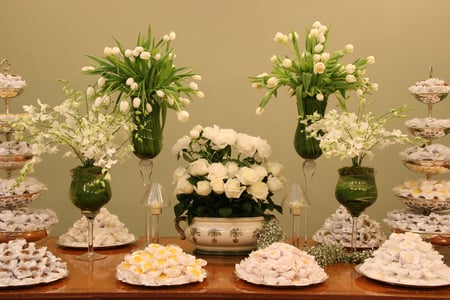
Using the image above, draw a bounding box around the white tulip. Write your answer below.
[176,110,189,122]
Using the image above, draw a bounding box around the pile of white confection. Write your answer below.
[384,208,450,234]
[235,242,328,286]
[116,243,207,286]
[0,73,27,89]
[393,179,450,201]
[408,78,450,94]
[0,177,46,197]
[0,141,33,156]
[313,206,385,248]
[58,207,135,247]
[405,117,450,129]
[0,239,67,287]
[0,207,58,232]
[400,144,450,162]
[359,232,450,286]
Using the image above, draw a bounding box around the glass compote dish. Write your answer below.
[70,166,112,260]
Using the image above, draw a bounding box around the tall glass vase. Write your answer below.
[335,166,378,250]
[132,103,164,245]
[69,166,112,260]
[293,94,327,244]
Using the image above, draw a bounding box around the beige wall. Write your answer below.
[1,0,449,239]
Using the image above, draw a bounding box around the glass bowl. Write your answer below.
[402,159,450,176]
[407,126,450,140]
[412,92,448,105]
[0,190,45,209]
[0,229,49,243]
[395,194,450,212]
[0,154,33,172]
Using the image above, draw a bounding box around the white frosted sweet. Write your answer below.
[0,141,33,156]
[116,243,207,286]
[58,207,135,247]
[0,73,27,89]
[313,206,386,248]
[405,117,450,129]
[359,232,450,285]
[235,242,327,286]
[408,78,450,94]
[0,177,46,197]
[393,179,450,201]
[0,207,58,232]
[0,239,67,286]
[399,144,450,161]
[384,208,450,234]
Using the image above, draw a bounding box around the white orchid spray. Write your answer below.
[11,80,134,183]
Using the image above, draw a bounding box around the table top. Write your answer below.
[0,237,449,300]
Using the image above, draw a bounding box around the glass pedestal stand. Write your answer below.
[76,210,105,261]
[301,159,316,246]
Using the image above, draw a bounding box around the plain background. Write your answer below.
[1,0,449,240]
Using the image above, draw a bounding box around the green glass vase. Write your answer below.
[293,96,328,160]
[335,166,378,218]
[132,104,163,159]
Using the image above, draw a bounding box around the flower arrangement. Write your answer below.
[172,125,286,224]
[81,26,204,158]
[304,102,416,170]
[250,20,378,113]
[12,80,134,181]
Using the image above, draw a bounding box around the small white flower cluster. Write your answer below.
[58,207,135,247]
[408,78,450,94]
[393,179,450,201]
[305,109,410,166]
[172,125,287,201]
[0,73,26,89]
[235,242,328,286]
[359,232,450,286]
[116,243,207,286]
[313,205,385,248]
[17,82,134,172]
[384,208,450,234]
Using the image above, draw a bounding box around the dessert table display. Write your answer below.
[387,70,450,246]
[0,237,448,299]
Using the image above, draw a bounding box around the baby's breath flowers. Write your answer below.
[82,26,204,158]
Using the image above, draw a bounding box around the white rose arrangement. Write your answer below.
[172,125,286,223]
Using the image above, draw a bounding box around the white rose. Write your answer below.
[267,162,284,177]
[172,167,188,183]
[236,167,260,186]
[211,128,237,150]
[207,163,229,180]
[171,135,191,155]
[313,62,326,74]
[195,181,211,196]
[248,182,269,200]
[174,177,194,195]
[224,178,245,199]
[210,178,225,194]
[188,159,209,176]
[202,125,220,141]
[226,161,239,177]
[254,137,272,160]
[235,133,256,158]
[267,175,286,192]
[251,165,268,181]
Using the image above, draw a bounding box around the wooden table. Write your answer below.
[0,237,449,300]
